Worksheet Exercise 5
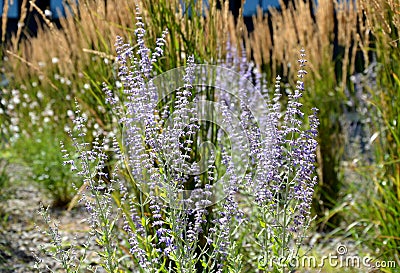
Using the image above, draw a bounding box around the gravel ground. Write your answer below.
[0,163,102,273]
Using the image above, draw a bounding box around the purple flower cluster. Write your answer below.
[100,10,219,270]
[61,102,121,272]
[240,49,319,269]
[58,5,319,271]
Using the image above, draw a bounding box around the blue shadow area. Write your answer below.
[0,0,19,18]
[243,0,280,16]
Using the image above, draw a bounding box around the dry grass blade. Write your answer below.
[11,0,29,51]
[1,0,10,43]
[5,49,59,90]
[29,0,54,30]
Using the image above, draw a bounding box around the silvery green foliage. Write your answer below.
[41,9,319,273]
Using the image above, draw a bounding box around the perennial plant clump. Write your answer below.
[36,8,319,273]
